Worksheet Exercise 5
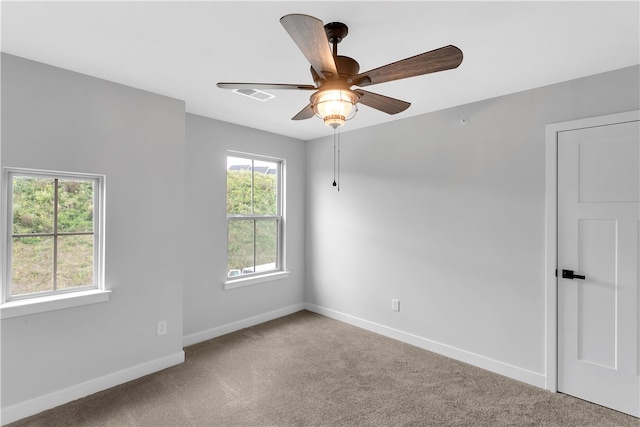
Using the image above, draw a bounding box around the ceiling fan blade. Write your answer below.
[291,103,315,121]
[280,14,338,80]
[353,45,463,87]
[217,82,316,90]
[354,90,411,115]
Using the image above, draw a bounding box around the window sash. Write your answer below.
[226,153,281,216]
[2,168,105,303]
[227,216,282,277]
[226,152,284,281]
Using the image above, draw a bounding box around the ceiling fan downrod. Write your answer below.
[324,21,348,57]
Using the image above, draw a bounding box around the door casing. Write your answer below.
[544,109,640,392]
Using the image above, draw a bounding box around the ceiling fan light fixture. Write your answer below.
[217,15,463,128]
[311,89,359,128]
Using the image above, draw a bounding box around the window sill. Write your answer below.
[224,271,290,290]
[1,289,111,319]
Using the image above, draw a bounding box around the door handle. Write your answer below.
[562,269,586,280]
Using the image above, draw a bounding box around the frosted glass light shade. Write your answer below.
[311,89,359,128]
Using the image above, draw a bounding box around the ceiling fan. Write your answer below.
[217,14,463,128]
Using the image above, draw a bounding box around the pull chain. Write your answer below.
[332,127,341,191]
[337,127,341,191]
[332,127,337,188]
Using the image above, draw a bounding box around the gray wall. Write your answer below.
[1,54,185,410]
[305,65,640,382]
[183,114,306,340]
[0,54,307,421]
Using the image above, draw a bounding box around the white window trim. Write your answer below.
[1,168,107,315]
[224,270,290,290]
[225,151,287,289]
[0,289,111,319]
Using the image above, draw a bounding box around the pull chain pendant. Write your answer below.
[332,127,341,191]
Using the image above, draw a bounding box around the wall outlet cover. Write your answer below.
[157,320,167,335]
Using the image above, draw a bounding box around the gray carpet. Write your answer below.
[8,310,640,426]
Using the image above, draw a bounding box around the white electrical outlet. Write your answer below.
[392,299,400,312]
[157,320,167,336]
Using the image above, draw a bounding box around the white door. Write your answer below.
[557,119,639,417]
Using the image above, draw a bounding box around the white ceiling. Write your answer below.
[2,1,639,141]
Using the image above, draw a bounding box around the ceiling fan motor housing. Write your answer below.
[311,56,360,86]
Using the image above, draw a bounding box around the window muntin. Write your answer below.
[226,154,282,280]
[3,169,104,302]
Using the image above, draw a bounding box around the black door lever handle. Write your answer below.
[562,269,586,280]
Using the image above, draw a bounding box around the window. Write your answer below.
[2,169,105,303]
[226,153,285,287]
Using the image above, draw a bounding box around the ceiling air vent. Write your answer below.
[233,88,275,102]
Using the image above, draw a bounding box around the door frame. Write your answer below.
[544,109,640,392]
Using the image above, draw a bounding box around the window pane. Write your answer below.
[255,219,278,270]
[58,179,94,233]
[227,156,253,215]
[253,161,278,215]
[12,176,54,234]
[227,219,254,276]
[57,234,94,289]
[11,236,54,295]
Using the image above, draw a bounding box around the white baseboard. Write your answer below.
[182,303,306,347]
[1,351,185,426]
[304,303,546,389]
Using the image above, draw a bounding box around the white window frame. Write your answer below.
[1,168,109,318]
[225,152,288,290]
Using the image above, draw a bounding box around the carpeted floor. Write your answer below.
[8,310,640,426]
